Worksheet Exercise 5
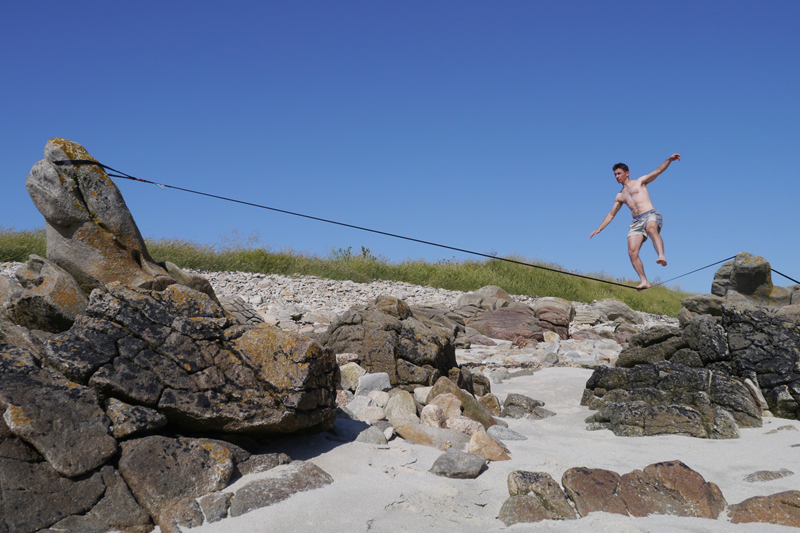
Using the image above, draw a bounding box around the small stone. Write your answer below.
[355,372,391,396]
[420,404,446,428]
[468,433,510,461]
[487,425,528,441]
[429,393,462,419]
[743,469,794,483]
[430,449,487,479]
[445,415,486,436]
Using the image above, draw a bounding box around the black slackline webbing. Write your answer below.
[53,159,797,290]
[772,269,800,285]
[651,256,737,287]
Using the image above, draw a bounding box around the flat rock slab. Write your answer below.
[229,461,333,517]
[118,436,234,519]
[0,457,106,533]
[0,357,117,478]
[729,490,800,527]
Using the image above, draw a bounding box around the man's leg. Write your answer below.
[645,220,667,266]
[627,235,649,290]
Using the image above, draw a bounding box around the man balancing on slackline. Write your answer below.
[590,153,681,291]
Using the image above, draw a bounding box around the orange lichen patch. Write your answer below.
[197,440,234,480]
[49,137,98,163]
[231,327,320,391]
[28,271,87,317]
[4,405,33,427]
[199,440,232,460]
[64,225,157,289]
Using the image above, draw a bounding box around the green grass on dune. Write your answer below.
[0,228,691,316]
[0,228,46,261]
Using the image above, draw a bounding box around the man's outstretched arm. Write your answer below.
[590,200,623,238]
[641,153,681,184]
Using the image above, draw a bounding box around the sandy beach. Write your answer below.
[190,367,800,533]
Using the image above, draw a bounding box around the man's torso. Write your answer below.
[616,178,655,217]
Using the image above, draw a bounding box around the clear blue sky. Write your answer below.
[2,1,798,294]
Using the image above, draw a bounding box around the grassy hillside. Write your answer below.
[0,228,690,316]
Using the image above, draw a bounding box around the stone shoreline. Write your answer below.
[188,267,678,329]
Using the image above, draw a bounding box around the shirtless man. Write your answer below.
[590,154,681,290]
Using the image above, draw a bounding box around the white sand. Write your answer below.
[192,367,800,532]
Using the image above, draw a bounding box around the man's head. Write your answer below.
[613,162,629,183]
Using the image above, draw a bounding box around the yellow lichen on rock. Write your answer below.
[4,405,33,427]
[48,137,97,163]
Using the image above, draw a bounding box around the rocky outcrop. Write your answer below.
[583,252,800,433]
[728,490,800,526]
[500,460,727,525]
[45,282,337,435]
[581,362,761,438]
[712,252,798,306]
[0,279,339,531]
[0,138,345,532]
[319,295,458,388]
[24,138,217,306]
[25,138,175,294]
[1,255,88,333]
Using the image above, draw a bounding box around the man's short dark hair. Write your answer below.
[613,163,629,172]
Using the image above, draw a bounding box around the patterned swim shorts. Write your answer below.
[628,209,662,241]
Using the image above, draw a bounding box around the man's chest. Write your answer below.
[620,183,648,203]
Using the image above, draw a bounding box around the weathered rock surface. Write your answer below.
[118,436,234,522]
[582,362,761,438]
[712,252,795,306]
[501,392,554,420]
[465,306,549,344]
[502,460,726,525]
[25,138,175,294]
[0,458,108,533]
[427,376,496,430]
[728,490,800,527]
[320,295,457,388]
[429,449,486,479]
[593,253,800,426]
[0,342,117,478]
[393,420,471,451]
[3,255,88,333]
[228,461,333,517]
[45,282,337,434]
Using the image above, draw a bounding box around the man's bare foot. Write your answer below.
[636,282,651,291]
[657,256,667,266]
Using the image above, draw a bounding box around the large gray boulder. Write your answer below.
[228,461,333,518]
[25,138,174,293]
[606,256,800,422]
[0,458,108,533]
[724,301,800,418]
[582,362,761,438]
[319,295,457,388]
[2,255,88,333]
[711,252,794,306]
[44,282,338,434]
[23,138,217,307]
